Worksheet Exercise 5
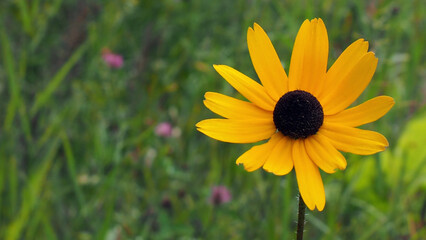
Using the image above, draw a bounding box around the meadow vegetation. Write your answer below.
[0,0,425,239]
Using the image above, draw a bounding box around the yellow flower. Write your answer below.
[196,18,394,211]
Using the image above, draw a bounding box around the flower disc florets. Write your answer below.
[273,90,324,139]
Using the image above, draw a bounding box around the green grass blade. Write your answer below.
[60,130,85,207]
[0,24,21,131]
[5,139,60,240]
[8,157,18,220]
[15,0,32,35]
[0,150,6,227]
[16,49,32,141]
[30,42,88,116]
[18,102,33,142]
[41,215,57,240]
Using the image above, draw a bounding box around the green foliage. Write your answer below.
[0,0,425,239]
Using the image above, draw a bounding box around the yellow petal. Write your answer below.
[236,132,282,172]
[321,52,378,115]
[289,18,329,98]
[263,134,293,175]
[247,23,288,100]
[288,20,310,91]
[213,65,276,111]
[203,92,272,120]
[319,122,389,155]
[196,118,276,143]
[321,39,369,100]
[293,140,326,211]
[305,134,347,174]
[325,96,395,127]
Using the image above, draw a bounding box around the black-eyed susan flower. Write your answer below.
[196,19,394,211]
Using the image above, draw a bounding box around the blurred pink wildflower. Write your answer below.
[155,122,173,137]
[102,50,123,68]
[209,185,232,205]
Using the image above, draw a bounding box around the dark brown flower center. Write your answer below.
[273,90,324,139]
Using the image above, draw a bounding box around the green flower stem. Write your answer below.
[296,192,306,240]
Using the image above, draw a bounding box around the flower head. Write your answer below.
[102,50,123,68]
[209,186,232,205]
[196,19,394,211]
[155,122,173,137]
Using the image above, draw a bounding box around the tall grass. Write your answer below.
[0,0,424,239]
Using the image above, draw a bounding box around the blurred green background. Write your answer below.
[0,0,425,239]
